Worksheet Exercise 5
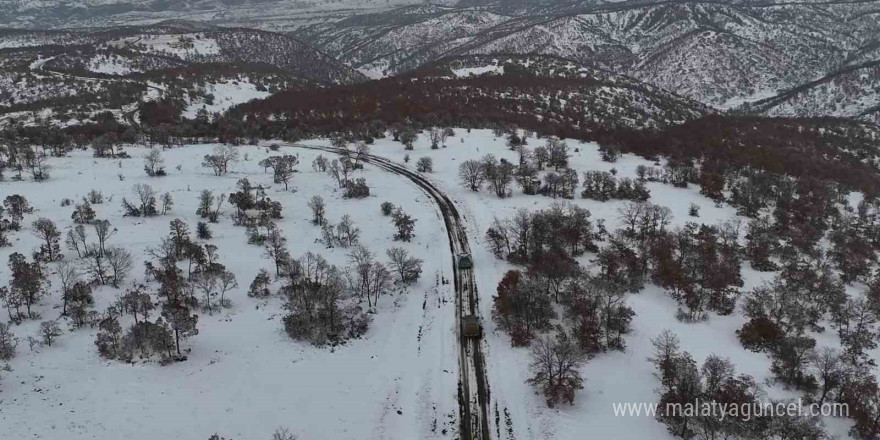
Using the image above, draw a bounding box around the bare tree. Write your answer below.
[347,245,392,308]
[308,196,326,225]
[105,247,133,288]
[161,192,174,215]
[65,225,88,258]
[441,127,454,147]
[130,183,158,216]
[38,321,62,346]
[264,224,290,276]
[217,270,237,309]
[809,347,845,406]
[143,147,165,176]
[386,247,423,284]
[193,270,219,313]
[429,128,442,149]
[312,155,328,172]
[528,331,586,407]
[337,215,360,247]
[416,157,433,173]
[93,220,116,256]
[31,218,61,261]
[56,261,79,316]
[459,160,485,191]
[213,145,239,173]
[81,245,109,285]
[327,159,345,188]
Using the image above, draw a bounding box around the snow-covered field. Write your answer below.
[87,53,140,75]
[452,65,504,78]
[183,79,272,119]
[0,143,458,440]
[0,129,863,439]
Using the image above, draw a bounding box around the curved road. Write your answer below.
[297,144,492,440]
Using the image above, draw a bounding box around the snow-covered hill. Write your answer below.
[0,23,367,127]
[293,0,880,108]
[749,60,880,126]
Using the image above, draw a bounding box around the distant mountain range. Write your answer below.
[1,0,879,126]
[293,0,880,114]
[0,0,450,30]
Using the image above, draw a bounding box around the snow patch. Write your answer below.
[183,79,271,118]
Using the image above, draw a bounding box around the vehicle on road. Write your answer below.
[462,315,482,338]
[457,252,473,269]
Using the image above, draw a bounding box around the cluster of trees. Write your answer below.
[260,154,299,191]
[2,253,50,322]
[96,218,237,363]
[730,243,880,439]
[196,190,225,223]
[458,154,516,197]
[202,144,240,176]
[457,136,644,202]
[428,127,455,149]
[538,169,579,199]
[0,194,33,247]
[65,219,133,288]
[343,178,370,199]
[122,183,173,218]
[226,178,282,228]
[220,73,698,144]
[319,215,361,249]
[650,330,827,440]
[649,222,743,321]
[280,252,370,345]
[269,244,421,345]
[581,171,650,202]
[319,143,372,199]
[0,142,53,181]
[487,204,635,406]
[454,137,571,198]
[241,189,422,345]
[486,204,603,265]
[494,270,634,352]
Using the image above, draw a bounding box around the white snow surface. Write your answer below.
[0,130,864,439]
[0,143,458,440]
[87,53,139,75]
[452,65,504,78]
[183,79,272,118]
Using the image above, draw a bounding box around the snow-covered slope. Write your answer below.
[294,0,880,108]
[0,23,366,128]
[749,60,880,126]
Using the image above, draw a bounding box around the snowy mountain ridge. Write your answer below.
[292,0,880,111]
